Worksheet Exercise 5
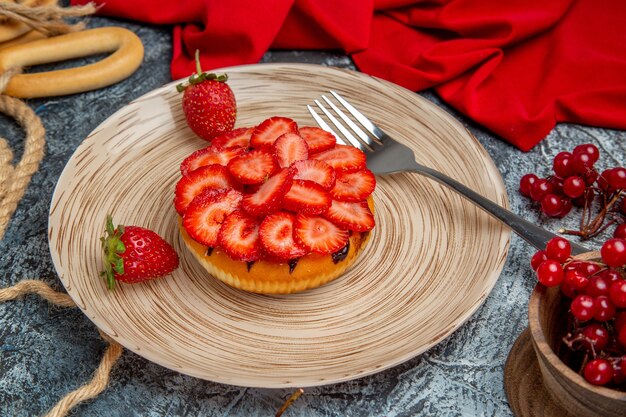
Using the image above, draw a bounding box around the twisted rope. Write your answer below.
[0,279,74,306]
[0,1,97,36]
[0,67,45,239]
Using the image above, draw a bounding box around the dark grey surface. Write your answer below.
[1,15,625,417]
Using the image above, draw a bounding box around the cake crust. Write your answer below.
[179,217,371,294]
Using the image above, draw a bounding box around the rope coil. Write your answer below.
[0,4,119,417]
[0,69,46,239]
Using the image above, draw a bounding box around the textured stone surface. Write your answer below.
[1,14,625,417]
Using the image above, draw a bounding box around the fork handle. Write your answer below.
[410,163,589,256]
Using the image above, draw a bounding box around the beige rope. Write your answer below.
[0,67,45,239]
[0,279,75,306]
[1,279,124,417]
[0,1,97,36]
[0,137,14,203]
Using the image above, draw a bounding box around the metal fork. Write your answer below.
[308,90,590,256]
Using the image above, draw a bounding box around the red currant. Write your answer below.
[577,261,602,278]
[609,279,626,308]
[519,173,538,197]
[571,152,593,174]
[615,224,626,239]
[564,260,582,271]
[564,270,589,290]
[547,176,564,195]
[600,238,626,268]
[553,152,574,178]
[555,198,572,218]
[545,237,571,263]
[587,275,611,297]
[573,143,600,163]
[584,359,613,386]
[536,260,564,287]
[530,179,553,202]
[583,169,599,186]
[609,167,626,190]
[598,268,623,284]
[571,294,596,321]
[593,295,616,322]
[541,194,564,217]
[581,323,610,350]
[562,176,585,198]
[530,250,548,271]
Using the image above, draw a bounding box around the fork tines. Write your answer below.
[307,91,383,153]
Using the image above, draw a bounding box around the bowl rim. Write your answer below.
[528,283,626,400]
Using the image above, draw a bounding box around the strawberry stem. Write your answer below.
[100,215,126,290]
[195,49,202,76]
[176,49,229,92]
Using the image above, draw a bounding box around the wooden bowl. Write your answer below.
[528,280,626,417]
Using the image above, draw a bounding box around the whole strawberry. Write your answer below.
[101,216,179,289]
[177,50,236,141]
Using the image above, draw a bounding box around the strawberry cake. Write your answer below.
[174,116,376,294]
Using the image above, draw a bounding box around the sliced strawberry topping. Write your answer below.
[294,214,349,254]
[312,145,366,172]
[211,127,254,149]
[174,164,241,215]
[217,210,262,262]
[227,149,279,184]
[299,126,336,154]
[273,132,309,168]
[249,117,299,149]
[283,180,331,215]
[324,200,375,232]
[183,188,243,247]
[293,159,336,190]
[330,169,376,202]
[259,211,308,260]
[241,168,295,217]
[180,145,245,176]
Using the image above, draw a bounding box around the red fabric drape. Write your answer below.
[72,0,626,151]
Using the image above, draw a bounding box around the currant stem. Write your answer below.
[586,190,623,235]
[586,218,617,240]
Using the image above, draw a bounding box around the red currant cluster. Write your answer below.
[520,143,626,239]
[532,236,626,387]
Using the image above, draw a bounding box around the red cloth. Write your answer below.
[72,0,626,151]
